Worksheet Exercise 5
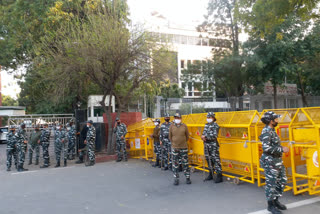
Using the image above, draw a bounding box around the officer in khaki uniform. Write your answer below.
[152,119,161,168]
[169,113,191,185]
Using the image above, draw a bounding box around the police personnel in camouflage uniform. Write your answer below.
[6,126,18,171]
[28,126,41,165]
[66,122,76,160]
[54,124,67,167]
[16,123,28,172]
[169,113,191,185]
[260,111,289,214]
[40,124,51,168]
[114,118,128,162]
[160,113,172,170]
[152,119,161,168]
[201,112,223,183]
[84,120,96,166]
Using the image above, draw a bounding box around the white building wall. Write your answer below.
[87,95,115,123]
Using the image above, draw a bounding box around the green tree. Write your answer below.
[239,0,320,37]
[194,0,246,110]
[243,15,312,108]
[33,1,173,154]
[2,95,18,106]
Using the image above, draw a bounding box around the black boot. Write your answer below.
[186,177,192,184]
[116,156,122,162]
[18,165,28,172]
[152,159,160,167]
[63,160,67,167]
[205,171,213,181]
[85,161,95,167]
[76,159,84,164]
[163,166,168,171]
[28,159,32,165]
[268,200,282,214]
[215,173,223,184]
[215,173,223,183]
[35,159,39,165]
[174,178,179,186]
[55,162,60,168]
[7,167,11,172]
[274,197,287,210]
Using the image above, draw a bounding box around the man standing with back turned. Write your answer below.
[114,118,127,162]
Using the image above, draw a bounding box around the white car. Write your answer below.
[0,127,9,144]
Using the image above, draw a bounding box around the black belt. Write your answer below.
[263,152,282,158]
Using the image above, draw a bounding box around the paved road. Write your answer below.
[0,153,319,214]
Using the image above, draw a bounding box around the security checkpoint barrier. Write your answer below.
[255,109,299,192]
[125,108,320,196]
[289,107,320,195]
[126,118,154,160]
[182,111,261,185]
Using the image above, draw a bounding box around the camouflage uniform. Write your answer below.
[28,129,41,165]
[260,111,288,214]
[40,128,51,167]
[16,127,28,169]
[160,121,172,169]
[54,127,67,166]
[260,125,287,201]
[86,125,96,164]
[6,131,18,170]
[172,148,190,179]
[67,124,76,159]
[202,121,222,174]
[114,123,128,161]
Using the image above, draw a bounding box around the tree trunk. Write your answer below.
[101,93,115,155]
[273,83,278,109]
[297,70,308,107]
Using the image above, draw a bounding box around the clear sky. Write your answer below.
[1,0,210,99]
[127,0,209,25]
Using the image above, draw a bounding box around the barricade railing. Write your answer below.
[125,108,319,195]
[289,107,320,195]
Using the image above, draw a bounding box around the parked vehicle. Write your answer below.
[0,126,9,144]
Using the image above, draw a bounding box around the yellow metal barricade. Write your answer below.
[186,111,261,184]
[255,109,299,192]
[289,107,320,195]
[126,118,154,160]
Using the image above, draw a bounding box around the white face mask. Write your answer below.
[154,122,159,126]
[87,125,90,128]
[207,118,213,123]
[67,127,71,130]
[175,119,181,124]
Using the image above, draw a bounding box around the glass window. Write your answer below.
[173,35,181,43]
[182,82,186,89]
[181,60,185,69]
[196,37,202,46]
[94,106,104,117]
[202,38,209,46]
[187,60,191,67]
[188,82,192,91]
[181,35,188,44]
